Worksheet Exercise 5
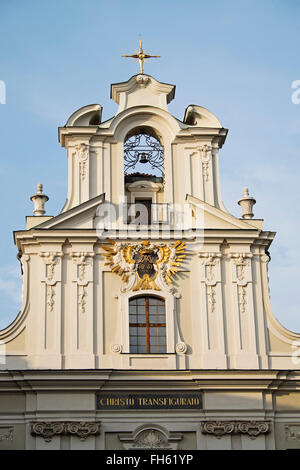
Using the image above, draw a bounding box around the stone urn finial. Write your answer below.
[30,183,49,216]
[238,187,256,219]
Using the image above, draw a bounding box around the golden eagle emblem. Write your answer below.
[101,240,186,292]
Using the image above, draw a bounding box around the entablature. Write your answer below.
[1,369,300,392]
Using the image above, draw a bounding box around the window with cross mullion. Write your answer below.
[129,296,166,354]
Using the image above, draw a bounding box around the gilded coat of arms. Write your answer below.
[101,240,186,293]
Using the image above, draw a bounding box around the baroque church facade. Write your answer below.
[1,63,300,450]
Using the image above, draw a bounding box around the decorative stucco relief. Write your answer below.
[238,285,247,314]
[175,342,187,355]
[76,143,89,181]
[230,253,253,315]
[285,424,300,442]
[261,254,270,264]
[131,430,170,449]
[111,343,122,354]
[199,253,221,314]
[118,426,183,450]
[101,240,186,295]
[201,421,270,439]
[40,252,62,312]
[199,145,212,183]
[72,253,94,314]
[20,254,30,305]
[31,421,101,442]
[46,285,55,312]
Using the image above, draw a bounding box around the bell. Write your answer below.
[139,152,149,164]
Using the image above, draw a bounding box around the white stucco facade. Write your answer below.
[1,73,300,450]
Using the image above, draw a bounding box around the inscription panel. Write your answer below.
[96,391,202,410]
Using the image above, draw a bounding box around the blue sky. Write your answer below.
[0,0,299,331]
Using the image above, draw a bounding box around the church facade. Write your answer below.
[1,69,300,450]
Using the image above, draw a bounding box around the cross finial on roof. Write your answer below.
[122,39,160,74]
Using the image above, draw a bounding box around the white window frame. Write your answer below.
[120,290,176,354]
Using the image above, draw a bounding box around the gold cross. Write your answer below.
[122,39,160,74]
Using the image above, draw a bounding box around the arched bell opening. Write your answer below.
[124,126,167,225]
[124,126,164,181]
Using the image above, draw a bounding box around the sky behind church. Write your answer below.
[0,0,299,331]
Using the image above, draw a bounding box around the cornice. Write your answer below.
[58,126,99,147]
[13,229,270,255]
[1,369,300,392]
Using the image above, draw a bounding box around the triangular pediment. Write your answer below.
[186,195,260,231]
[34,194,105,229]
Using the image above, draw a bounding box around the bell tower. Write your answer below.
[59,72,228,218]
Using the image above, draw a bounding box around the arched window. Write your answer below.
[124,127,166,225]
[124,127,164,179]
[129,296,166,354]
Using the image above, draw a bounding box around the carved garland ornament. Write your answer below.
[199,145,212,182]
[72,253,93,314]
[101,240,186,293]
[31,421,101,442]
[40,252,62,312]
[201,421,270,439]
[233,254,250,282]
[199,253,221,314]
[46,285,55,312]
[76,143,89,181]
[231,253,252,315]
